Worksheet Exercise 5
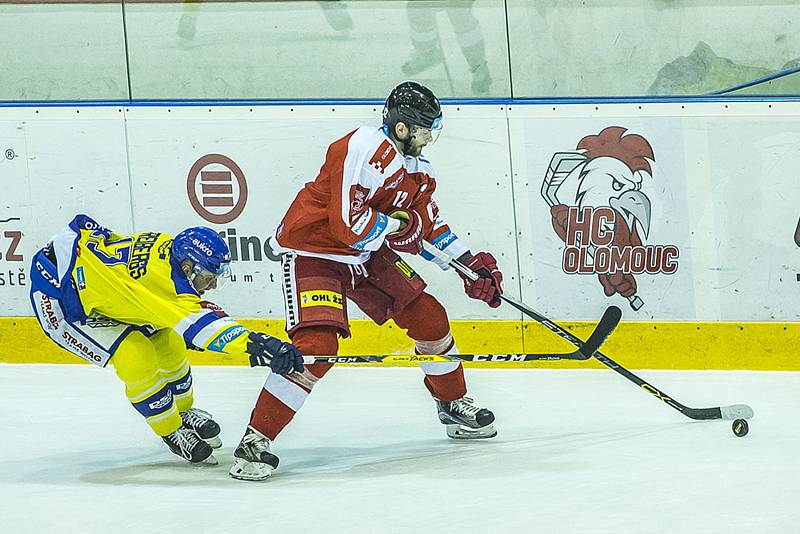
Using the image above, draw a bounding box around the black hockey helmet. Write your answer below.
[382,81,443,134]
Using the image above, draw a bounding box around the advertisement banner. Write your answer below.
[510,103,800,321]
[123,105,518,319]
[0,107,131,316]
[2,102,799,324]
[0,124,31,314]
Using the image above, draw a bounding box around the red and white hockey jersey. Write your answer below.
[275,126,468,266]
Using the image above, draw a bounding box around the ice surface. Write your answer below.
[1,364,797,534]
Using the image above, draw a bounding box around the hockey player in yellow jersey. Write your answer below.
[29,214,305,464]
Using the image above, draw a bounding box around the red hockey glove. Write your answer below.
[386,210,424,255]
[459,252,503,308]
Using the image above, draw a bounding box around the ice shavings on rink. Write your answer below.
[1,364,798,534]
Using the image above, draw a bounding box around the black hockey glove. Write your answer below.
[247,332,305,375]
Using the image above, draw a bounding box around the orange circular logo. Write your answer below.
[187,154,248,224]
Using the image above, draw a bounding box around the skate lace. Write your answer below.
[243,430,271,455]
[171,428,202,457]
[181,408,211,428]
[451,396,481,418]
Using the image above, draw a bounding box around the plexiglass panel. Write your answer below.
[0,3,129,100]
[506,0,800,97]
[1,0,798,101]
[124,0,511,99]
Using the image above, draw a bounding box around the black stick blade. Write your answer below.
[578,305,622,359]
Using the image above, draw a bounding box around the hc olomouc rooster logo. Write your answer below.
[542,126,679,311]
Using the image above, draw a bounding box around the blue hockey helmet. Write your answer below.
[172,227,231,293]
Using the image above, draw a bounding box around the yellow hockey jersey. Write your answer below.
[47,215,251,357]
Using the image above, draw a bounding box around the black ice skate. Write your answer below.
[229,426,280,481]
[180,408,222,448]
[162,427,215,464]
[436,396,497,439]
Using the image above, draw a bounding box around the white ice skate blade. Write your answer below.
[229,458,274,481]
[446,424,498,440]
[204,435,222,449]
[201,454,218,465]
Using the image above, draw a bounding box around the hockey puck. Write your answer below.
[732,419,749,437]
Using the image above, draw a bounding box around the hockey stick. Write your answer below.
[300,306,619,366]
[423,243,754,421]
[250,352,584,368]
[251,271,620,370]
[252,307,619,367]
[298,348,603,366]
[422,241,622,360]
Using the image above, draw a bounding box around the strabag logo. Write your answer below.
[61,331,103,363]
[40,295,60,330]
[541,127,679,311]
[187,154,248,224]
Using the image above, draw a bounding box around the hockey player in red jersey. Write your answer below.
[229,81,505,481]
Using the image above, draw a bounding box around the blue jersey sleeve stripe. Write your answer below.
[182,311,219,346]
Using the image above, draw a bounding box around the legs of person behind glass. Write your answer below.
[393,292,497,439]
[230,325,339,481]
[316,0,353,32]
[403,1,491,94]
[177,0,200,43]
[112,329,216,463]
[402,1,444,75]
[445,0,491,94]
